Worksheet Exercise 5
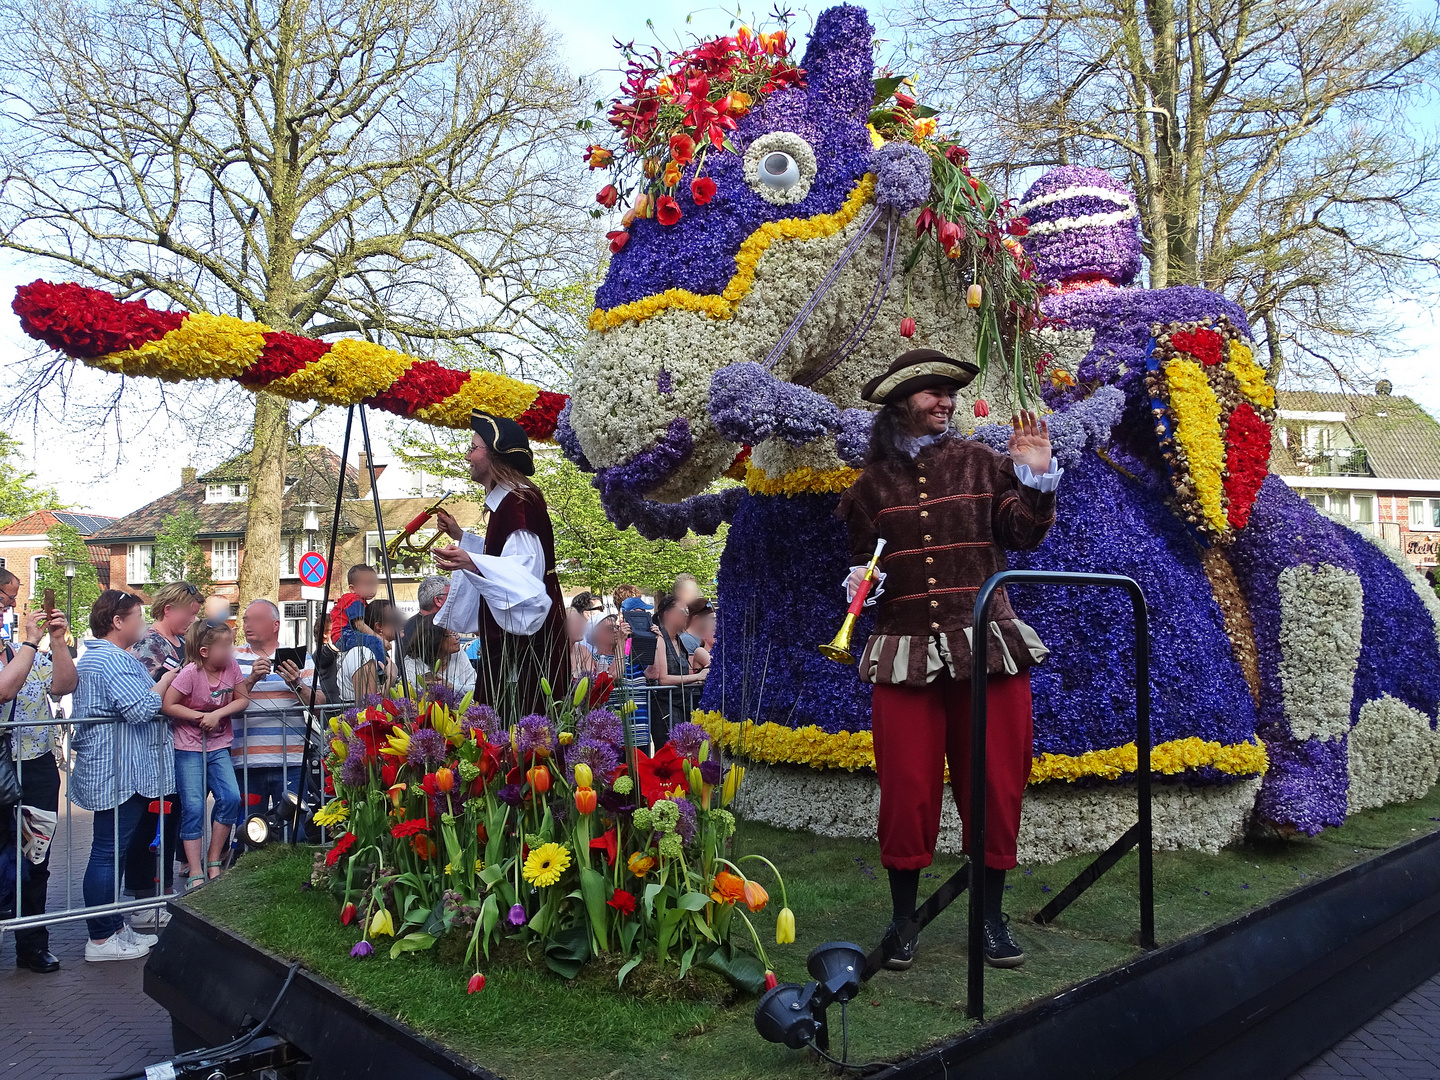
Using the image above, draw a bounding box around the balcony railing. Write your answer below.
[1293,446,1369,477]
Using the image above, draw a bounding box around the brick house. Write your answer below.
[1271,382,1440,575]
[87,446,480,647]
[0,510,117,612]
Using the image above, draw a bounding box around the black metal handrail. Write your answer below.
[967,569,1154,1020]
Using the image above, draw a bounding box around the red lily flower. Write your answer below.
[669,132,695,165]
[636,744,687,805]
[590,826,618,865]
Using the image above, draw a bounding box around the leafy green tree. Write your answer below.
[0,432,62,526]
[153,509,215,595]
[533,455,726,598]
[34,522,101,622]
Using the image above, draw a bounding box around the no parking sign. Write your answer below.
[298,551,328,600]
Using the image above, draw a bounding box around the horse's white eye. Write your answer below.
[745,132,817,205]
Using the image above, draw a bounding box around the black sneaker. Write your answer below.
[983,914,1025,968]
[882,919,918,971]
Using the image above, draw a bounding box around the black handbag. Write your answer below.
[0,685,23,807]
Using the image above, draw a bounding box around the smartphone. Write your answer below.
[273,647,308,670]
[42,589,55,615]
[155,654,181,683]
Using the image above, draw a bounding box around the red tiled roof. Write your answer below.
[1,510,117,536]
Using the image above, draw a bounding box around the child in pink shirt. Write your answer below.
[162,621,254,886]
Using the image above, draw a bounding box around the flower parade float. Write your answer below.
[16,5,1440,1078]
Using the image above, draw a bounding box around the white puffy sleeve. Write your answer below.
[435,530,552,637]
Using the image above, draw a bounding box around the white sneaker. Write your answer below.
[119,923,159,949]
[130,906,171,931]
[85,933,150,962]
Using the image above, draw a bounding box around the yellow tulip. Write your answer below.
[573,762,593,789]
[776,907,796,945]
[721,765,746,806]
[966,283,983,308]
[330,738,347,761]
[559,731,575,746]
[369,907,395,937]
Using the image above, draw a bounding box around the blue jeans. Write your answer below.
[83,794,148,940]
[174,748,242,841]
[339,626,386,665]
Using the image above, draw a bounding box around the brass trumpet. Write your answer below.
[386,492,453,560]
[819,537,887,664]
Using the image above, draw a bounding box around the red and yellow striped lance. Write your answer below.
[11,281,569,439]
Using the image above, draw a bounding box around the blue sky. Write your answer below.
[2,1,1436,511]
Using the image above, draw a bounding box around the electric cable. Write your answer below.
[804,1039,891,1073]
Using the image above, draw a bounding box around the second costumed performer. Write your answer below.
[432,410,569,714]
[837,349,1059,971]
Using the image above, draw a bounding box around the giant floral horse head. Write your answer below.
[565,6,1028,509]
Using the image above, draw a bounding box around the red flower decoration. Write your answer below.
[390,818,429,839]
[588,671,614,707]
[635,744,687,806]
[1223,402,1272,529]
[915,207,936,237]
[1171,328,1223,367]
[1006,218,1030,237]
[669,133,696,165]
[597,184,619,209]
[606,889,637,916]
[974,397,990,418]
[467,972,486,994]
[894,90,916,110]
[238,330,330,388]
[606,229,630,254]
[369,358,469,419]
[690,176,717,205]
[515,389,568,440]
[899,317,916,338]
[656,196,682,227]
[590,826,618,866]
[12,280,185,359]
[325,832,356,867]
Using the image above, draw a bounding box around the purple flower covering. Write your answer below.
[406,727,447,770]
[568,738,620,784]
[872,141,932,213]
[594,417,692,498]
[339,740,371,788]
[555,400,593,472]
[594,7,876,310]
[1229,476,1359,832]
[700,491,875,733]
[463,703,502,741]
[577,708,623,748]
[673,796,699,843]
[668,721,708,760]
[1018,166,1143,286]
[598,485,744,541]
[709,362,840,446]
[835,408,873,466]
[515,713,557,759]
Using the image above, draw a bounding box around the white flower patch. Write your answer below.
[743,132,819,206]
[572,202,988,497]
[1327,512,1440,656]
[1016,184,1137,216]
[1024,205,1139,236]
[1277,563,1364,742]
[732,763,1261,864]
[1037,325,1095,378]
[1347,694,1440,813]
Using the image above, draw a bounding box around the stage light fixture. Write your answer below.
[243,814,271,846]
[753,940,868,1051]
[754,981,822,1049]
[806,941,865,1004]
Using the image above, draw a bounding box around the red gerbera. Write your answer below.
[325,831,357,867]
[391,819,429,838]
[635,744,687,806]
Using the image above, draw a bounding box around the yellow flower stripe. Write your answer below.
[744,461,860,496]
[588,173,878,331]
[268,337,416,407]
[1225,340,1276,410]
[413,371,542,429]
[694,710,1268,783]
[94,311,269,382]
[1163,357,1228,534]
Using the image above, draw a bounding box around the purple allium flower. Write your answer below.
[699,758,722,786]
[872,141,932,213]
[668,722,707,761]
[339,741,370,789]
[361,693,383,708]
[507,903,527,927]
[342,706,361,725]
[350,940,373,958]
[463,703,502,741]
[497,784,525,807]
[515,714,556,759]
[428,682,461,710]
[568,738,619,784]
[673,796,698,844]
[577,708,623,748]
[407,727,447,770]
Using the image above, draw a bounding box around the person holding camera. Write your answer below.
[0,568,75,973]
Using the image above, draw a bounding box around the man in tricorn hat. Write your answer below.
[431,410,568,714]
[837,349,1059,971]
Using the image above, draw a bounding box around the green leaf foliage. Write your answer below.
[153,508,215,594]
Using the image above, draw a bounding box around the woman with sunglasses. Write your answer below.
[125,581,202,915]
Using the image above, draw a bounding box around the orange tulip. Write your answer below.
[743,879,769,912]
[434,767,454,793]
[575,787,598,815]
[710,870,746,905]
[527,765,552,794]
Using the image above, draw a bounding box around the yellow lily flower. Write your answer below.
[722,765,746,806]
[369,907,395,937]
[381,729,411,759]
[776,907,796,944]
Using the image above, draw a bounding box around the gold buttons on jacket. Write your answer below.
[926,556,933,564]
[924,534,932,542]
[928,577,936,585]
[931,622,940,630]
[930,600,939,608]
[918,477,926,484]
[920,510,928,518]
[919,492,928,500]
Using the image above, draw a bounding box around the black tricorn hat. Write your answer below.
[861,348,980,405]
[470,410,535,476]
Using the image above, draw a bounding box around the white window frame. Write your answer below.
[211,539,240,581]
[126,543,153,584]
[204,482,250,504]
[1412,498,1440,532]
[279,531,320,579]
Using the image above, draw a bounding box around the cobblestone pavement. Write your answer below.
[0,796,173,1080]
[1288,973,1440,1079]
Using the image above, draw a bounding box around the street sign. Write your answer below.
[298,551,328,601]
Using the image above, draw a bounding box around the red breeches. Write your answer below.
[871,672,1034,872]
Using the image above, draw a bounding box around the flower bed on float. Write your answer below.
[316,679,790,994]
[186,787,1440,1080]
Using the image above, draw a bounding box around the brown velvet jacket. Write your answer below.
[836,435,1056,686]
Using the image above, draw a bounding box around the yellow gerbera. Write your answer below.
[522,842,571,888]
[312,801,348,827]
